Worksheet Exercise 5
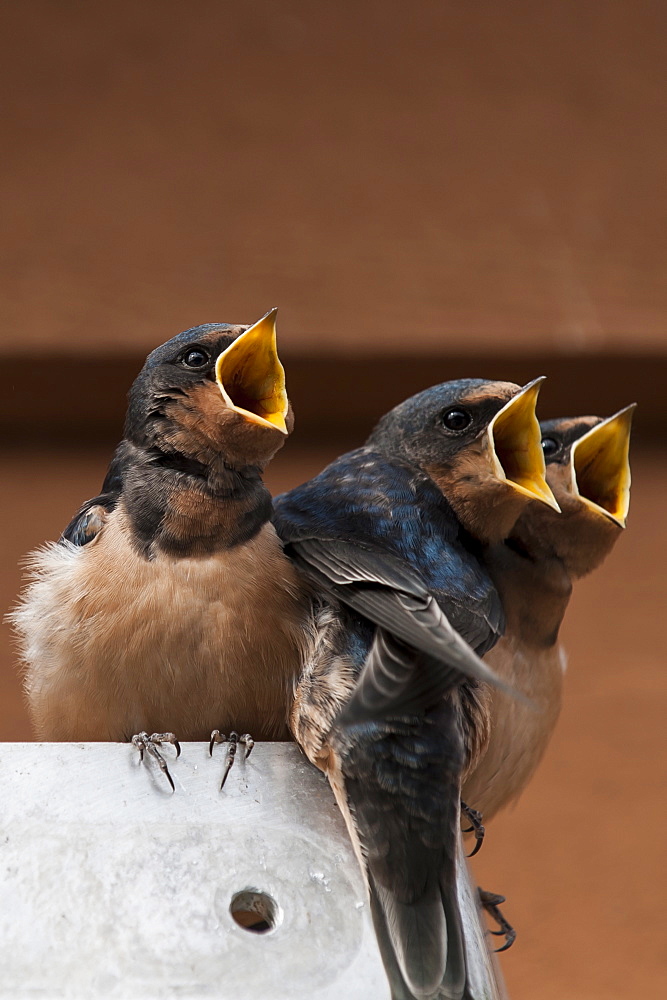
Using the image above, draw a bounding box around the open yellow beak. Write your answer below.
[487,377,560,511]
[215,308,288,434]
[570,404,635,527]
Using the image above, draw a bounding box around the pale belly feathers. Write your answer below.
[14,512,311,742]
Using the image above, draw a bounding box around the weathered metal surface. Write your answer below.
[0,742,506,999]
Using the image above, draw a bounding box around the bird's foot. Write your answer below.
[478,888,516,952]
[131,731,181,791]
[461,799,486,857]
[209,730,254,789]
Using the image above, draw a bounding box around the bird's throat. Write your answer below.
[123,450,272,556]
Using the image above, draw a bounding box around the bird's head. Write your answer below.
[125,309,292,470]
[367,377,559,543]
[515,406,635,576]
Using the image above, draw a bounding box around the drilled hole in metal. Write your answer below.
[229,889,279,934]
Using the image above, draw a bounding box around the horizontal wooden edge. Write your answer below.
[0,351,660,446]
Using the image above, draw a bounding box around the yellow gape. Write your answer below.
[487,378,560,510]
[571,405,635,527]
[215,308,288,434]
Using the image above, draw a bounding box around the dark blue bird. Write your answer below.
[273,377,557,1000]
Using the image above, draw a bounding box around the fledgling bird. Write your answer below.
[273,378,558,1000]
[462,406,635,823]
[12,310,312,786]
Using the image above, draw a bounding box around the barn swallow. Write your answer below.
[12,310,312,788]
[273,378,557,1000]
[462,405,635,823]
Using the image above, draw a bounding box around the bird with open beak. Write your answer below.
[13,310,311,787]
[462,405,635,825]
[273,377,558,1000]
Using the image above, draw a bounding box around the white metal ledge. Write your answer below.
[0,742,506,999]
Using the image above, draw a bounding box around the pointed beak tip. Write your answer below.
[519,375,547,399]
[252,307,278,332]
[585,501,627,530]
[530,482,561,512]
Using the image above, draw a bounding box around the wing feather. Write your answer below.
[288,537,521,704]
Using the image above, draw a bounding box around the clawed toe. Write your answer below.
[209,730,254,789]
[132,731,180,791]
[478,888,517,952]
[461,800,486,857]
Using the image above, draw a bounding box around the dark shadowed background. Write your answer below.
[1,3,665,997]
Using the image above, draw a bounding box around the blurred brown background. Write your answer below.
[1,2,665,997]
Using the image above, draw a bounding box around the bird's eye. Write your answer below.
[442,408,472,432]
[541,437,559,458]
[181,347,210,369]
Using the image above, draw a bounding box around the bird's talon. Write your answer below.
[494,934,516,953]
[220,763,233,790]
[209,729,254,790]
[132,731,180,791]
[461,800,486,856]
[478,887,516,952]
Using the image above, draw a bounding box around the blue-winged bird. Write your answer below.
[273,377,559,1000]
[12,310,312,787]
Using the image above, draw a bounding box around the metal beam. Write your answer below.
[0,742,506,999]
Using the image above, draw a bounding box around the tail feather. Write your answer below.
[335,688,468,1000]
[367,860,466,1000]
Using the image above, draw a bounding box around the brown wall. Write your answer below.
[1,4,665,998]
[2,1,667,358]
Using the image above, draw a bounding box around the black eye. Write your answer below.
[181,347,210,369]
[442,408,472,432]
[541,437,559,458]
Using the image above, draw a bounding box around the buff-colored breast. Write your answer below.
[14,506,311,742]
[461,634,565,820]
